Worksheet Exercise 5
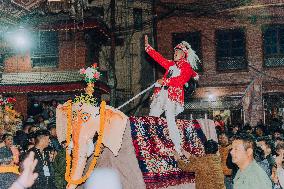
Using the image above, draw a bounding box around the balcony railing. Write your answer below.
[217,56,247,71]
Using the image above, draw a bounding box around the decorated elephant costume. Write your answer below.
[56,64,216,189]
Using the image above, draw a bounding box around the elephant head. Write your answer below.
[56,101,128,189]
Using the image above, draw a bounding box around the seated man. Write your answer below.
[177,140,225,189]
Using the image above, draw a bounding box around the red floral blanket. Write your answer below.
[129,116,205,189]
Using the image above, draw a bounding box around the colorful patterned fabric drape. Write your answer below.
[129,116,206,189]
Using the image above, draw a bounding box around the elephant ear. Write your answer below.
[103,105,128,156]
[56,103,68,143]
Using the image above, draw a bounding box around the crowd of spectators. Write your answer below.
[178,116,284,189]
[1,98,284,189]
[0,99,68,189]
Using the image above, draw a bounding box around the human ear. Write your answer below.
[247,148,253,156]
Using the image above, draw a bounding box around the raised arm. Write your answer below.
[145,35,173,70]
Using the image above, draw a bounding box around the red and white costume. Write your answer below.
[145,42,199,155]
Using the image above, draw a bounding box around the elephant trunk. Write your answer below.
[67,141,88,189]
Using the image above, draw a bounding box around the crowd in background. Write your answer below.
[0,99,69,189]
[174,114,284,189]
[1,99,284,189]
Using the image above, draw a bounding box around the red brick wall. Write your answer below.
[156,7,284,125]
[13,93,28,119]
[4,54,32,73]
[157,17,284,85]
[58,32,86,71]
[4,31,86,73]
[2,31,87,117]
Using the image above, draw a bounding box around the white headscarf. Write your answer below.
[175,41,200,70]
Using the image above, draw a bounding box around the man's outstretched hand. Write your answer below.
[145,35,149,49]
[9,152,38,189]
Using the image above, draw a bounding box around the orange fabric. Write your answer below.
[0,165,19,174]
[178,154,225,189]
[219,145,232,176]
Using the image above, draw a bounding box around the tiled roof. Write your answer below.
[1,71,83,84]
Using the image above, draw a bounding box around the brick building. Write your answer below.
[92,0,155,111]
[155,0,284,126]
[0,1,110,117]
[0,0,156,117]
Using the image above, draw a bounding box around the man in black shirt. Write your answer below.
[27,130,56,189]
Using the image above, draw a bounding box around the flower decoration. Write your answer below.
[79,64,101,83]
[73,94,98,106]
[0,96,16,108]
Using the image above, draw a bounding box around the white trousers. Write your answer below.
[149,89,184,155]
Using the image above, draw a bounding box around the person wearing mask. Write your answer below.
[28,100,43,117]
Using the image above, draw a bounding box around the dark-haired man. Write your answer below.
[14,123,32,151]
[27,130,56,189]
[231,133,272,189]
[257,136,275,176]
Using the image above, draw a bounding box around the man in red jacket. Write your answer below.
[145,35,199,156]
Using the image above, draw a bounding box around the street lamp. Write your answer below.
[208,94,216,101]
[5,26,32,52]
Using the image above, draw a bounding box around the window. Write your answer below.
[133,8,142,30]
[31,31,59,67]
[172,31,203,72]
[216,28,247,71]
[92,6,104,18]
[263,25,284,67]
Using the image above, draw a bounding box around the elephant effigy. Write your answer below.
[56,100,129,189]
[56,99,217,189]
[56,64,217,189]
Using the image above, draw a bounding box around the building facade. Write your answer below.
[90,0,156,112]
[0,1,111,117]
[155,0,284,126]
